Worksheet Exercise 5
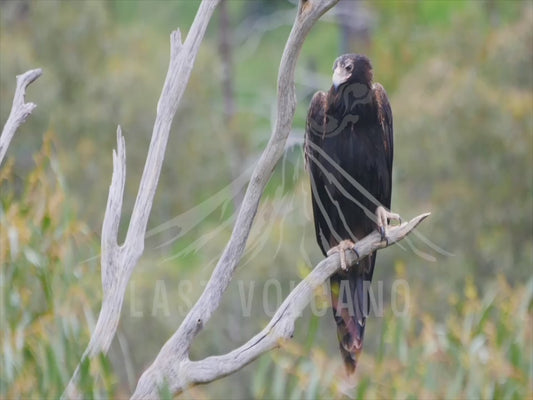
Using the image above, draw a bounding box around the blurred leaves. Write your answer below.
[393,1,533,289]
[1,0,532,398]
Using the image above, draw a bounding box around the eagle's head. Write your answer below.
[332,54,373,90]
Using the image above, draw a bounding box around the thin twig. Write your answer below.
[0,68,42,165]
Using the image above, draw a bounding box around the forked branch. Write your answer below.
[63,1,221,398]
[132,0,341,397]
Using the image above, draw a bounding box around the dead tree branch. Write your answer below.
[136,213,429,396]
[62,1,221,397]
[0,68,42,166]
[132,0,340,397]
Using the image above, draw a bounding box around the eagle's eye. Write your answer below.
[345,64,353,72]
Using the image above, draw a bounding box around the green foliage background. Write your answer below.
[1,0,531,398]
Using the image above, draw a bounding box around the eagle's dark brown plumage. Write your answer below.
[304,54,396,374]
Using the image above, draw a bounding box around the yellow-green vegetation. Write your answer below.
[1,135,113,397]
[1,0,531,398]
[250,276,532,399]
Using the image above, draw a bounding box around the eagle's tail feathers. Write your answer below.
[330,256,373,374]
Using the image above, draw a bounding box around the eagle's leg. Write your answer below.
[376,206,402,243]
[327,240,360,271]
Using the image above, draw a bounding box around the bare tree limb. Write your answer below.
[188,213,430,385]
[132,0,340,397]
[62,1,221,397]
[135,213,430,396]
[0,68,42,166]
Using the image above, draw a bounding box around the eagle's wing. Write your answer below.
[304,91,326,173]
[304,91,332,255]
[373,82,394,176]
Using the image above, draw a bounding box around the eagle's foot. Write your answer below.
[327,240,359,270]
[376,206,402,244]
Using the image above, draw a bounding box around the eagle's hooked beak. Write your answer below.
[332,65,350,90]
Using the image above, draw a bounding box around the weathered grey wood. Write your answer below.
[131,0,342,397]
[62,1,221,398]
[134,213,430,396]
[190,214,429,385]
[0,68,42,165]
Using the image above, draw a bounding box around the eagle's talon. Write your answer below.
[376,206,402,245]
[328,240,357,271]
